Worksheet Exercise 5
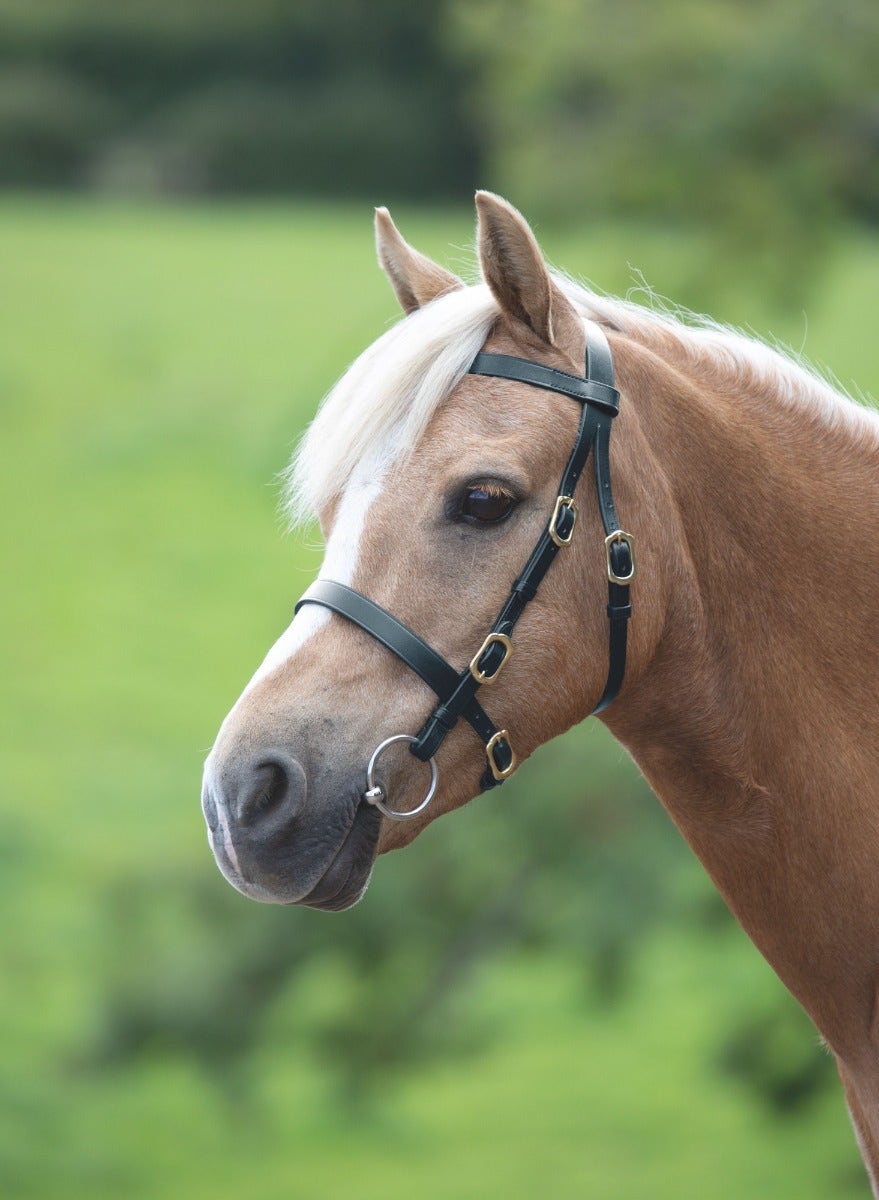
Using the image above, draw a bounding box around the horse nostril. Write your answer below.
[245,761,286,821]
[236,754,307,831]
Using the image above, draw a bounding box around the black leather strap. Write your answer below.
[295,580,505,751]
[585,322,615,388]
[470,352,620,415]
[589,418,633,714]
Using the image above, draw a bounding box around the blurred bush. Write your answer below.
[141,77,474,196]
[0,0,479,198]
[717,1000,836,1115]
[448,0,879,298]
[449,0,879,226]
[0,65,110,185]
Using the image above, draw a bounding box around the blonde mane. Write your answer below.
[284,272,878,526]
[283,283,497,527]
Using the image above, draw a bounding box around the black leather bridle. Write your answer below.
[295,321,635,814]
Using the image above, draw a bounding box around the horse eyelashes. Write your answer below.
[460,484,516,524]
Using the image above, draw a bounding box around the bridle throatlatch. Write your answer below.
[295,321,635,818]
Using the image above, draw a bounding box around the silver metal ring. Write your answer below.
[363,734,438,821]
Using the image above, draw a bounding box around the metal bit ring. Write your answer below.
[363,734,438,820]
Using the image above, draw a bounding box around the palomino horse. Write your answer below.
[202,193,879,1188]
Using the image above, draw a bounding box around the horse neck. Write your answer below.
[602,328,879,1057]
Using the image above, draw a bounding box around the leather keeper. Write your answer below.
[607,602,632,620]
[512,577,538,601]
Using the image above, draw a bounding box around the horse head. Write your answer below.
[201,192,664,910]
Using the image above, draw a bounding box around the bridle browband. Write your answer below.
[295,321,635,814]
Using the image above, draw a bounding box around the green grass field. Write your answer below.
[1,198,876,1198]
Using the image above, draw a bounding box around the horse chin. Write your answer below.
[205,795,382,911]
[295,801,381,911]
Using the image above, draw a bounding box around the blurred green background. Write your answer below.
[1,2,877,1197]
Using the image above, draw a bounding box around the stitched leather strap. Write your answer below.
[470,353,620,415]
[585,322,615,388]
[295,580,504,750]
[590,418,632,713]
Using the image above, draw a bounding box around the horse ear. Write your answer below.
[375,207,463,314]
[475,191,583,356]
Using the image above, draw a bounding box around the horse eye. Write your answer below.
[460,484,516,524]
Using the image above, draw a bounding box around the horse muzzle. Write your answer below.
[201,746,382,910]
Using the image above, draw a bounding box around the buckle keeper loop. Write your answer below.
[512,576,538,601]
[607,601,632,621]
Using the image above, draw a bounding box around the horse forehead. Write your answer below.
[433,377,524,439]
[409,373,567,472]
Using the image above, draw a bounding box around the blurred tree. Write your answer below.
[448,0,879,299]
[0,0,479,197]
[0,65,110,185]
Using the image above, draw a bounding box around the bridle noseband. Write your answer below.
[295,321,635,817]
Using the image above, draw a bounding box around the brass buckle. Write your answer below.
[469,632,513,685]
[486,730,517,781]
[605,530,636,584]
[549,495,577,548]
